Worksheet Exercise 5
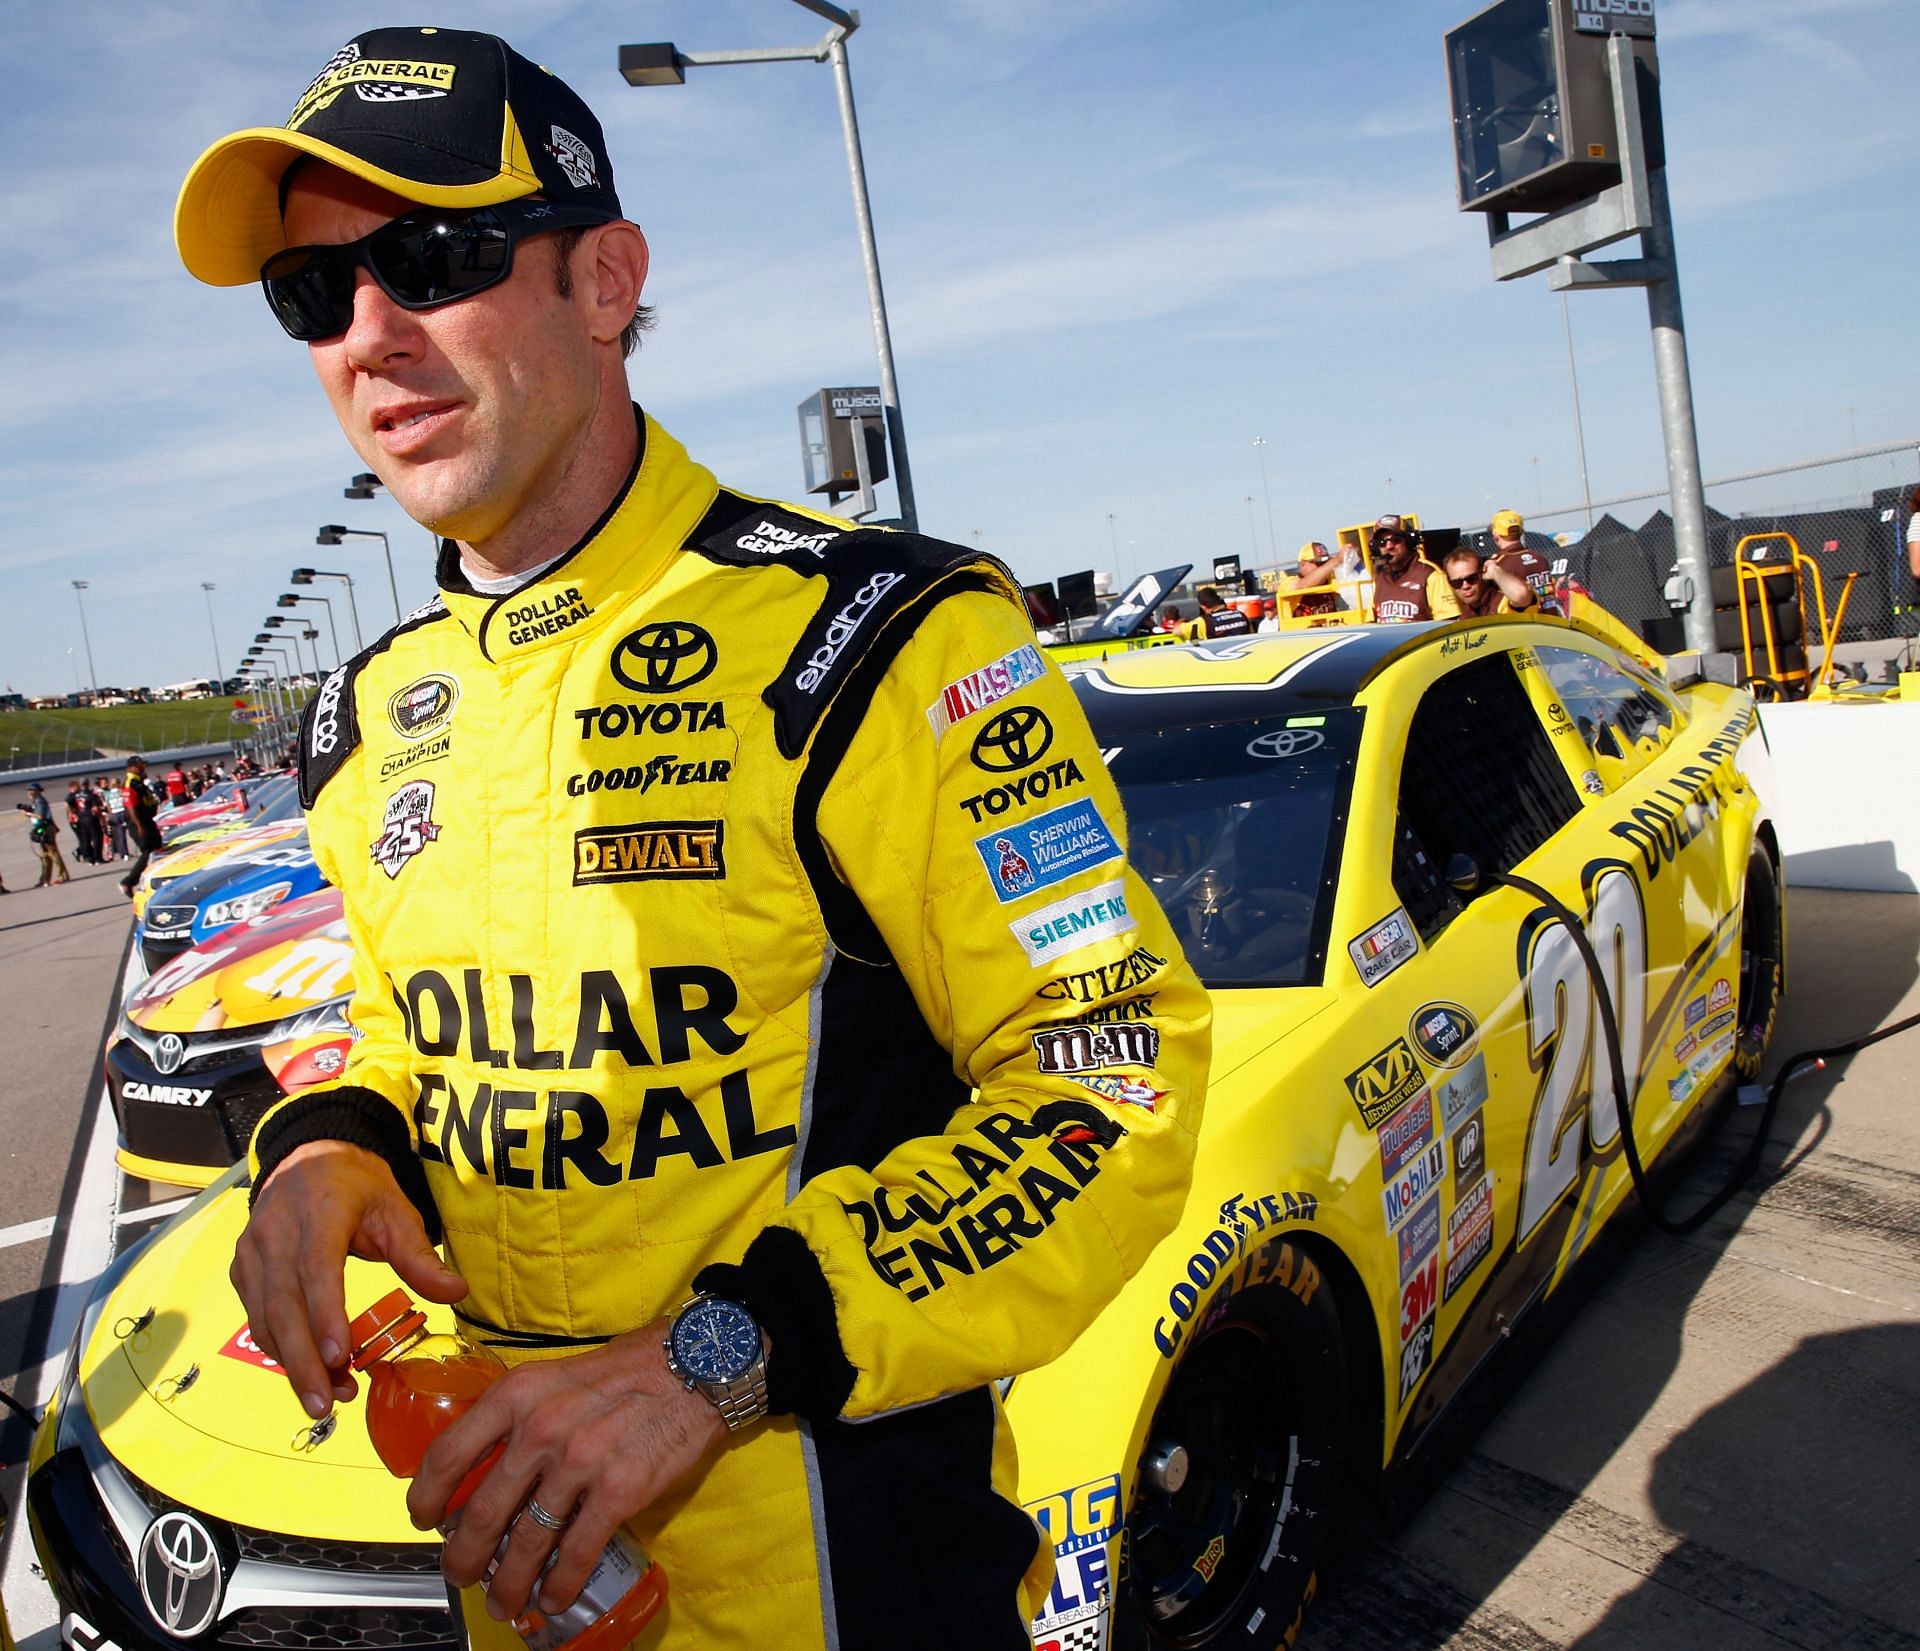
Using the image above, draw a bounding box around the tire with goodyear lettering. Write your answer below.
[1114,1247,1346,1650]
[1733,840,1783,1081]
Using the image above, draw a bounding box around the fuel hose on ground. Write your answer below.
[1448,859,1920,1237]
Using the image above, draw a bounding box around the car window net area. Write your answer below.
[1107,711,1358,988]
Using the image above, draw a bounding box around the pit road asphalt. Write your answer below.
[0,784,1914,1649]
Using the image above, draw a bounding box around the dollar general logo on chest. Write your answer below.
[573,821,724,885]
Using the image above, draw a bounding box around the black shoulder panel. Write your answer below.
[685,491,1023,758]
[297,597,453,809]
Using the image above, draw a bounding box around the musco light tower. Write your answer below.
[1446,0,1718,657]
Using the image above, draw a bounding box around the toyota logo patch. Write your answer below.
[610,622,717,693]
[1246,728,1324,760]
[137,1510,224,1637]
[970,705,1054,773]
[153,1034,186,1076]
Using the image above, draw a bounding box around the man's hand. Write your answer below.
[231,1139,467,1419]
[408,1327,727,1621]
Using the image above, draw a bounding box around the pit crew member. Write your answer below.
[1369,513,1460,622]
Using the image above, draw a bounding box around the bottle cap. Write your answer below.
[347,1288,429,1370]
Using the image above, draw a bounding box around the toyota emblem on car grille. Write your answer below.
[137,1510,224,1637]
[153,1034,186,1075]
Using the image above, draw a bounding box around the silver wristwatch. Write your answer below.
[663,1293,770,1431]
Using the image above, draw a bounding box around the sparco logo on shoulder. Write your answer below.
[309,667,349,756]
[795,571,904,694]
[611,622,717,693]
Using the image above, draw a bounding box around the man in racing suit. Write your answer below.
[176,28,1209,1651]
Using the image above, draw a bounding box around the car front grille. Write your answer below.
[220,1089,285,1159]
[214,1607,453,1650]
[235,1530,441,1576]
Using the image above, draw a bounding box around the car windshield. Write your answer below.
[1105,707,1359,988]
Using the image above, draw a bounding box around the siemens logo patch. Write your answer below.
[1012,879,1136,966]
[573,821,724,885]
[975,798,1121,902]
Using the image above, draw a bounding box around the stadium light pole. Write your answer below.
[618,0,919,531]
[200,581,226,691]
[70,579,99,699]
[278,591,339,667]
[1251,438,1277,562]
[299,626,323,683]
[293,567,363,653]
[321,515,401,625]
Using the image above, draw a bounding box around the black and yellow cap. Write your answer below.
[176,26,622,286]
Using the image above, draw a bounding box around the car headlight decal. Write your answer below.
[202,881,294,931]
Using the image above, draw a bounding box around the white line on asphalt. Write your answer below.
[116,1196,191,1228]
[1,946,135,1646]
[0,1215,58,1252]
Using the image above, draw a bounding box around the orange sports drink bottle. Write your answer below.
[346,1290,667,1650]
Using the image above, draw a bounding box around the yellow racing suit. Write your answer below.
[252,409,1210,1650]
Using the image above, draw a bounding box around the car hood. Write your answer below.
[126,888,348,1034]
[77,1178,438,1541]
[1201,982,1340,1091]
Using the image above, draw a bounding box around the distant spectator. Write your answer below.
[1195,584,1253,638]
[100,775,129,860]
[1488,509,1557,614]
[1907,486,1920,601]
[18,783,71,886]
[1444,546,1534,618]
[164,763,189,807]
[1157,605,1184,633]
[120,758,165,899]
[65,781,102,865]
[1369,514,1460,622]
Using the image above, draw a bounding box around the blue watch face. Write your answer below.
[672,1297,761,1383]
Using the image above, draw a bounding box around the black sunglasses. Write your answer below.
[261,199,616,342]
[1448,573,1482,588]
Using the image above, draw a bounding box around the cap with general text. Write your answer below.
[177,26,622,286]
[1491,509,1524,538]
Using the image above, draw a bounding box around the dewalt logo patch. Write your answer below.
[573,821,724,885]
[1345,1036,1426,1128]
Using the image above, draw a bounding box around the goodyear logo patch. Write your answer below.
[1345,1036,1425,1129]
[573,821,724,885]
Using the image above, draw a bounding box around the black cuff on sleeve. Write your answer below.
[250,1086,442,1245]
[696,1225,856,1422]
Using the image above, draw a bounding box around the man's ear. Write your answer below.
[585,220,649,346]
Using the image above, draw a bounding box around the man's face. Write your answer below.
[280,167,604,543]
[1446,557,1485,601]
[1374,528,1415,577]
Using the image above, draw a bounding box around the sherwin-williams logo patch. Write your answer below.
[1011,879,1136,966]
[975,798,1121,902]
[573,821,724,884]
[388,674,459,740]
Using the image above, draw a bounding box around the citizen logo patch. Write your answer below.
[1036,947,1166,1004]
[1031,1022,1160,1074]
[573,821,725,884]
[960,757,1085,823]
[969,705,1053,773]
[370,780,441,879]
[387,674,459,740]
[611,622,717,693]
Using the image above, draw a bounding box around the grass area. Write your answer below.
[1,695,306,769]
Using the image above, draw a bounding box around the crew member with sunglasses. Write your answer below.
[1441,543,1536,617]
[1367,513,1460,622]
[176,28,1208,1651]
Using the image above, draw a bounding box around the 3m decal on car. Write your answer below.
[1409,1001,1478,1068]
[1345,1036,1426,1129]
[1400,1252,1439,1344]
[1349,906,1417,987]
[572,821,724,884]
[1010,879,1137,965]
[975,798,1122,902]
[927,642,1047,738]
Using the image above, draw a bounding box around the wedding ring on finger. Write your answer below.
[523,1496,572,1533]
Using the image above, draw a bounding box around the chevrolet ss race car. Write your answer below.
[135,833,326,974]
[107,889,354,1187]
[31,615,1779,1651]
[130,820,307,925]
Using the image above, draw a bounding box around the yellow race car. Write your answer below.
[30,615,1779,1651]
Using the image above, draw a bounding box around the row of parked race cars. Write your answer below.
[25,609,1785,1651]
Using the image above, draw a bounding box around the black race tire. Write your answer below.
[1734,840,1784,1080]
[1113,1272,1347,1651]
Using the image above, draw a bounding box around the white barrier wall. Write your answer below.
[1756,700,1920,893]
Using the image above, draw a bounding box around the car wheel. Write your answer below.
[1734,840,1783,1080]
[1114,1275,1347,1650]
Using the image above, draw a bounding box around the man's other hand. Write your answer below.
[231,1139,468,1419]
[409,1327,727,1621]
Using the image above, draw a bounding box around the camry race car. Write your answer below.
[107,888,354,1187]
[31,614,1779,1651]
[136,832,326,974]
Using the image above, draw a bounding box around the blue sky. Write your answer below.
[1,0,1913,695]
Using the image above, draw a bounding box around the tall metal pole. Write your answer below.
[825,32,917,532]
[302,595,341,667]
[1252,438,1278,560]
[338,576,364,654]
[1642,167,1715,655]
[71,580,99,698]
[373,530,401,624]
[1245,496,1259,559]
[1559,292,1596,531]
[200,582,226,689]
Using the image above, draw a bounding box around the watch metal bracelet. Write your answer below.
[712,1364,770,1431]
